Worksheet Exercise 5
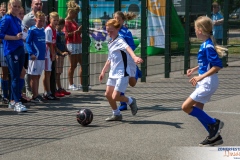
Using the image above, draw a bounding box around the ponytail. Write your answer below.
[210,35,228,58]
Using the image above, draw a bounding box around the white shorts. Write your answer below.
[67,43,82,54]
[0,43,7,67]
[129,57,136,77]
[44,57,52,71]
[190,73,219,104]
[106,76,129,93]
[28,60,45,75]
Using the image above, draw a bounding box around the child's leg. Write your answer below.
[182,97,223,141]
[56,73,61,89]
[77,54,82,86]
[68,55,77,85]
[19,68,26,99]
[43,71,51,95]
[31,75,40,98]
[1,66,9,100]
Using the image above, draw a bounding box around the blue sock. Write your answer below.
[19,78,25,98]
[189,107,216,127]
[1,79,9,99]
[120,92,127,105]
[135,66,142,81]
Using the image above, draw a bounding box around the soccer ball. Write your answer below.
[95,41,102,51]
[76,108,93,126]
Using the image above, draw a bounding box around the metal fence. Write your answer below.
[0,0,240,97]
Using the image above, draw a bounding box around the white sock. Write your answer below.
[112,109,120,115]
[127,97,133,105]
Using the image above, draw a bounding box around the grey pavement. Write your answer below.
[0,61,240,160]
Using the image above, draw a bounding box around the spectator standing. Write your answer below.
[0,2,9,104]
[63,0,83,91]
[55,18,71,96]
[26,11,46,103]
[22,0,43,98]
[42,12,59,100]
[211,2,224,45]
[0,0,27,112]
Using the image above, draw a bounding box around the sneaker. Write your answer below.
[68,84,79,91]
[14,102,27,112]
[43,94,60,100]
[199,135,223,147]
[8,102,15,109]
[129,97,138,115]
[20,97,31,103]
[105,114,122,121]
[26,90,33,99]
[2,97,9,104]
[55,91,65,97]
[32,95,44,103]
[118,102,128,111]
[59,88,71,95]
[208,119,224,141]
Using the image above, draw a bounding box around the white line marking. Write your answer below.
[208,111,240,115]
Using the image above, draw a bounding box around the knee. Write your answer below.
[105,91,112,99]
[181,104,191,114]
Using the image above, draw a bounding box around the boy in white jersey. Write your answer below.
[99,19,143,121]
[26,11,46,103]
[42,12,59,100]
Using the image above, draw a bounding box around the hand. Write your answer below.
[133,56,143,64]
[187,69,194,77]
[62,52,69,56]
[31,55,36,60]
[189,75,203,86]
[99,72,105,82]
[51,53,56,61]
[77,25,82,32]
[16,32,23,40]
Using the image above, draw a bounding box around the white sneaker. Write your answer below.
[68,84,79,91]
[8,102,15,109]
[14,102,28,112]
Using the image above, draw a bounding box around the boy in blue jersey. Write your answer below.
[55,18,71,96]
[114,11,142,111]
[182,16,228,146]
[26,11,46,103]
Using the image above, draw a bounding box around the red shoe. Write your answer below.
[55,91,65,97]
[60,88,71,95]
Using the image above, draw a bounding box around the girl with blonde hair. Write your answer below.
[63,0,83,91]
[182,16,227,146]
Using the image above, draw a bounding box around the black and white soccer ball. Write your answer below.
[95,41,102,51]
[76,108,93,126]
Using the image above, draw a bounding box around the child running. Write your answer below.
[181,16,227,146]
[113,11,142,111]
[26,11,46,103]
[99,19,143,121]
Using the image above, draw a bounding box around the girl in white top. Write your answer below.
[99,19,143,121]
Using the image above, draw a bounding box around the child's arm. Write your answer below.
[126,46,143,64]
[99,60,110,82]
[56,47,69,56]
[186,66,199,77]
[26,29,36,60]
[46,42,55,61]
[189,66,221,87]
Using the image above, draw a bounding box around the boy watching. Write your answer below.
[55,18,71,96]
[43,12,59,100]
[26,11,46,103]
